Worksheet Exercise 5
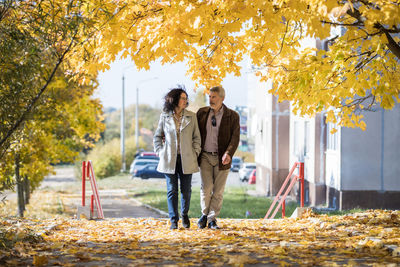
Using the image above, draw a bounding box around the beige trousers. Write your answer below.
[199,152,230,222]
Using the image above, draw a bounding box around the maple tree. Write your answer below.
[0,0,122,154]
[89,0,400,129]
[0,0,108,198]
[0,69,104,216]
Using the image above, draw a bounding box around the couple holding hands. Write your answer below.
[153,85,240,230]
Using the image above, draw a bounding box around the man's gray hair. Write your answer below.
[210,86,225,98]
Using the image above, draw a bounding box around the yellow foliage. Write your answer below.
[74,0,399,130]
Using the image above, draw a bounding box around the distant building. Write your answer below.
[246,75,290,196]
[247,35,400,210]
[235,106,250,151]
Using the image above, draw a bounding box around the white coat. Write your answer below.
[153,109,201,174]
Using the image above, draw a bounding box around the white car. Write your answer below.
[238,163,256,182]
[230,156,243,172]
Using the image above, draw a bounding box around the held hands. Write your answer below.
[222,152,231,165]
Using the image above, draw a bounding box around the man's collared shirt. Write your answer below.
[204,106,224,153]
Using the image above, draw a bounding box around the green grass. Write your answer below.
[90,174,299,219]
[128,183,298,219]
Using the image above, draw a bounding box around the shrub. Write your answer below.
[234,151,255,163]
[84,137,148,179]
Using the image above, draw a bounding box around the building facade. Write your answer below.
[247,74,290,196]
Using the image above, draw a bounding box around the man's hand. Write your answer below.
[222,152,231,165]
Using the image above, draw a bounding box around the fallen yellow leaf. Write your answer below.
[33,255,48,266]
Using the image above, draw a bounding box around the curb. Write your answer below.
[130,198,169,217]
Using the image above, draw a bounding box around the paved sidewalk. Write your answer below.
[85,189,167,218]
[43,167,167,219]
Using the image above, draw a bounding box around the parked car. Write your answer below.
[130,158,159,177]
[135,151,159,161]
[239,163,256,182]
[134,164,164,179]
[248,169,256,184]
[230,156,243,172]
[140,151,157,157]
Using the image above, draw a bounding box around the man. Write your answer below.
[196,86,240,229]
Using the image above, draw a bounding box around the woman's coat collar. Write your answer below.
[164,109,192,131]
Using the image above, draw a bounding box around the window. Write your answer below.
[327,122,339,151]
[293,121,300,155]
[304,121,310,156]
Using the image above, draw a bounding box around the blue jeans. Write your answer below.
[164,155,192,223]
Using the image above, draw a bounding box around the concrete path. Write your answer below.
[91,189,167,218]
[42,167,167,219]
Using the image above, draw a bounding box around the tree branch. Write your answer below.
[0,33,77,156]
[0,0,13,24]
[267,19,290,66]
[341,93,377,112]
[320,20,363,27]
[383,30,400,59]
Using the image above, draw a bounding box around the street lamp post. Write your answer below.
[121,74,125,172]
[121,66,134,172]
[135,77,158,148]
[135,85,139,148]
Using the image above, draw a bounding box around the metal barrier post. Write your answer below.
[87,161,104,219]
[91,195,94,215]
[265,161,307,219]
[82,161,86,206]
[299,162,304,207]
[77,161,104,220]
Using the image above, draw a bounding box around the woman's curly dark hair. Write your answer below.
[163,86,189,112]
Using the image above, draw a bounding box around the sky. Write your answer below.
[96,57,249,110]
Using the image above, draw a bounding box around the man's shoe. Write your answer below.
[208,220,220,229]
[182,215,190,229]
[197,215,207,229]
[170,221,178,230]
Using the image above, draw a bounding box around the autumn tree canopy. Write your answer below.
[1,0,399,192]
[89,0,400,129]
[0,0,106,192]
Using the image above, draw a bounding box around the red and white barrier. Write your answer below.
[78,161,104,219]
[264,162,304,219]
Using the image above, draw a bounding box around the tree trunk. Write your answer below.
[24,176,30,205]
[15,154,25,217]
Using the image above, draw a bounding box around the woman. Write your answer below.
[153,87,201,229]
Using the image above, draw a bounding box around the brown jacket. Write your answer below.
[197,104,240,170]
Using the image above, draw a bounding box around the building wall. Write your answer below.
[326,187,400,210]
[246,65,258,152]
[254,79,272,195]
[271,98,290,195]
[383,105,400,190]
[323,104,400,210]
[341,106,400,192]
[311,113,327,206]
[325,122,341,190]
[290,113,327,206]
[248,76,290,196]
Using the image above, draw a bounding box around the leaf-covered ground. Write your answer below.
[1,210,399,266]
